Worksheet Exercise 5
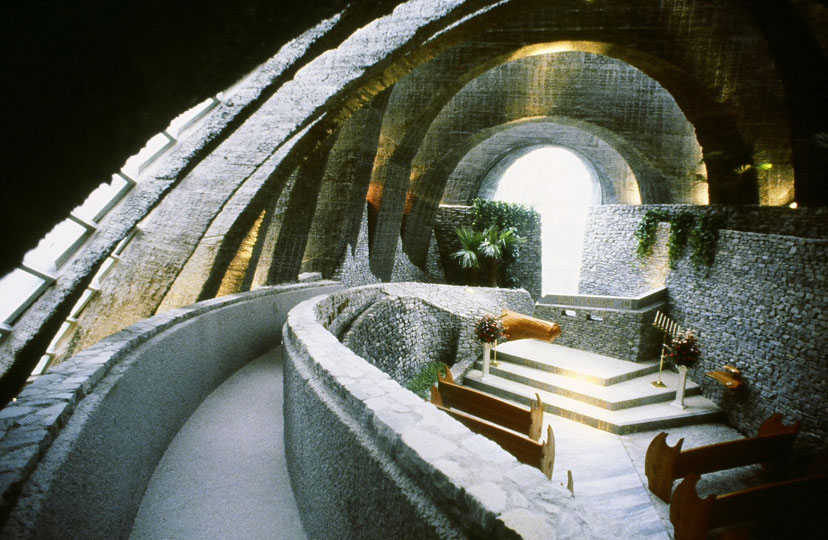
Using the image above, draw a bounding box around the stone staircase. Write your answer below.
[463,339,723,434]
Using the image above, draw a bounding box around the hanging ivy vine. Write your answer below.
[667,211,694,268]
[634,209,669,257]
[635,209,724,271]
[688,214,726,269]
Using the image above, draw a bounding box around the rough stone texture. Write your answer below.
[667,231,828,459]
[579,204,828,296]
[318,283,534,378]
[283,284,641,539]
[4,0,816,404]
[344,296,459,386]
[534,297,664,363]
[578,204,828,459]
[432,205,542,299]
[0,282,341,539]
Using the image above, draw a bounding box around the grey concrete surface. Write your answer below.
[130,348,307,540]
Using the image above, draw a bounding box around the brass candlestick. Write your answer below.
[651,311,679,388]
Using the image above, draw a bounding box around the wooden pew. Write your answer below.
[434,404,555,479]
[645,413,800,502]
[430,365,544,441]
[670,472,828,540]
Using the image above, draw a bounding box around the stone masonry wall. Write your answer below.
[579,204,828,458]
[667,231,828,457]
[533,301,663,363]
[579,204,828,296]
[320,282,534,384]
[344,296,458,386]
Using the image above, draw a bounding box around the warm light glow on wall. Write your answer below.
[217,210,266,297]
[506,41,616,63]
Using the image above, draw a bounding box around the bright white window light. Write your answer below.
[491,146,598,295]
[122,132,175,178]
[167,96,219,138]
[23,218,89,271]
[0,269,47,324]
[73,174,132,223]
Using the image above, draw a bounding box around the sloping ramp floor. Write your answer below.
[129,347,307,540]
[129,346,767,540]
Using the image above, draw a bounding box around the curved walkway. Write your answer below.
[129,347,307,540]
[129,346,755,539]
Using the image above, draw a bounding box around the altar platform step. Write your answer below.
[463,340,723,435]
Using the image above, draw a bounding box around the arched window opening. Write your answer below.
[486,146,599,295]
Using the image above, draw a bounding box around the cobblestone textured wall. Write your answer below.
[533,302,663,363]
[433,205,542,299]
[667,231,828,457]
[579,204,828,457]
[579,204,828,296]
[344,296,458,385]
[332,204,445,288]
[320,282,535,385]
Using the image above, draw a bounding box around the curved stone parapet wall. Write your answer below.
[0,281,342,540]
[282,283,634,539]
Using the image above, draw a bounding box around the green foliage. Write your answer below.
[405,361,447,399]
[471,198,538,234]
[452,224,526,286]
[667,212,694,268]
[634,209,669,258]
[464,199,536,287]
[635,209,724,271]
[452,227,482,269]
[688,214,725,270]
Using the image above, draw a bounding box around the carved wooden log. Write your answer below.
[501,309,561,342]
[645,413,800,502]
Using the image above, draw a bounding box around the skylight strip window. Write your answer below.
[0,323,11,342]
[32,353,54,377]
[0,269,50,325]
[121,131,176,178]
[166,96,220,138]
[90,257,117,288]
[23,218,92,272]
[73,173,134,223]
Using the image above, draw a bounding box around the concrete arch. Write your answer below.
[1,0,801,395]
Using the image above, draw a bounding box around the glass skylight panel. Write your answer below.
[23,218,89,271]
[73,174,132,223]
[0,269,47,324]
[167,96,218,138]
[122,132,175,178]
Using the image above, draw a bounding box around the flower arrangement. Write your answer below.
[667,331,700,367]
[475,313,506,343]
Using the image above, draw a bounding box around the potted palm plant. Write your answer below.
[452,225,525,287]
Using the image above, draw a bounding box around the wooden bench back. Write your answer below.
[430,365,543,440]
[435,405,555,479]
[646,413,800,502]
[670,472,828,540]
